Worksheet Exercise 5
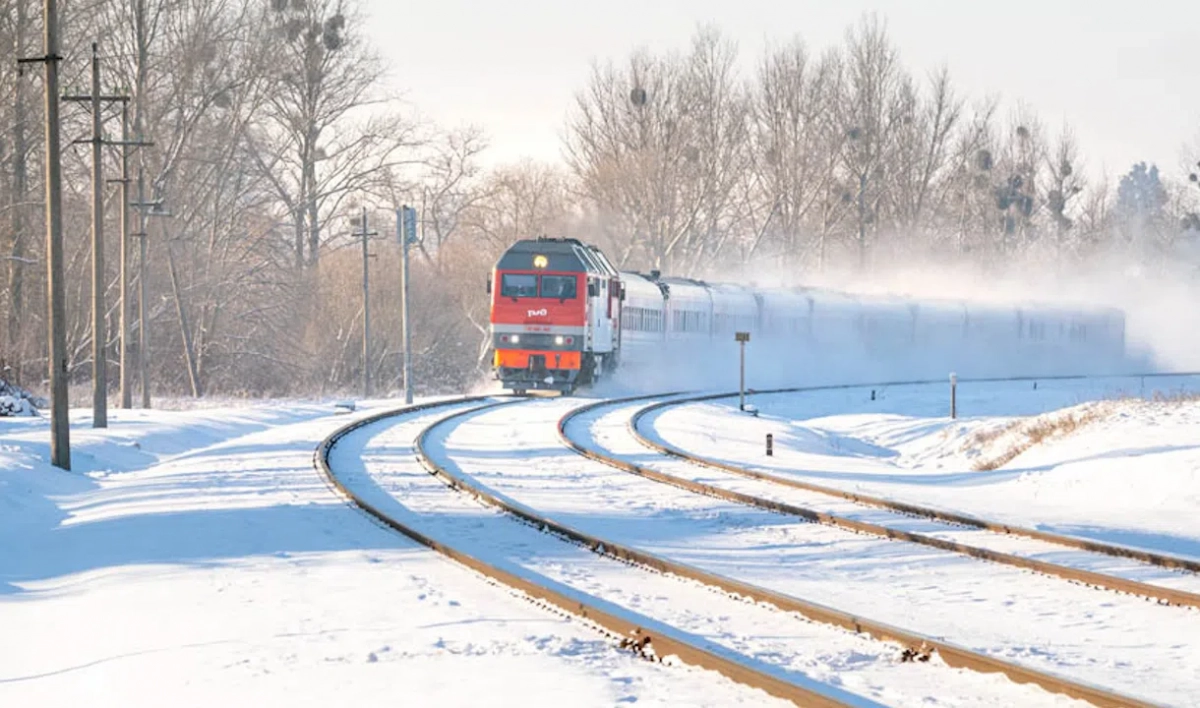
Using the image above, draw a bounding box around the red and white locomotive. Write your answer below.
[489,237,623,394]
[489,237,1128,394]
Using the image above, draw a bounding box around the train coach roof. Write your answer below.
[497,237,618,276]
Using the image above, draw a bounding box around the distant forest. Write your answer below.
[1,3,1197,397]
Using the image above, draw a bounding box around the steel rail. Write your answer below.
[315,396,857,708]
[625,376,1200,576]
[419,398,1154,708]
[558,393,1200,609]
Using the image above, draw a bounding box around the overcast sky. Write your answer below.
[362,0,1198,182]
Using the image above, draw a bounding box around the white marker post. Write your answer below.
[736,331,750,411]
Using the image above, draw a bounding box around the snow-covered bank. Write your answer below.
[645,375,1200,560]
[0,402,786,707]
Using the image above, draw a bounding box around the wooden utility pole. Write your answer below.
[117,103,131,408]
[100,102,152,409]
[65,43,145,425]
[355,207,377,398]
[88,44,106,427]
[17,0,70,468]
[134,168,152,408]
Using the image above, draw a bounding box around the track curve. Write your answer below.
[315,396,859,708]
[629,380,1200,575]
[557,391,1200,610]
[411,396,1153,707]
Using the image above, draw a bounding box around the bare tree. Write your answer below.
[566,28,749,273]
[746,41,845,266]
[254,0,416,268]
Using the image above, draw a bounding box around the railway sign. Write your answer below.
[735,331,750,342]
[400,205,418,245]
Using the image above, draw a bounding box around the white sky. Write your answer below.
[363,0,1199,182]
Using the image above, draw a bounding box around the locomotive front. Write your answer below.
[489,237,620,394]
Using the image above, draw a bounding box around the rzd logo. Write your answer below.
[527,308,548,317]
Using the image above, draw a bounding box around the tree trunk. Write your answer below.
[7,0,29,384]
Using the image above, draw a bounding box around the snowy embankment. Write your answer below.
[0,401,777,707]
[645,374,1200,563]
[446,397,1199,705]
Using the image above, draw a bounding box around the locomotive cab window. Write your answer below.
[540,275,577,300]
[501,273,538,298]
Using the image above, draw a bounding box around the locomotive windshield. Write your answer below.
[501,273,538,298]
[500,273,577,299]
[540,275,577,299]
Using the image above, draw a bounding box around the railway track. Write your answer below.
[317,396,859,708]
[634,378,1200,574]
[317,394,1185,707]
[558,386,1200,610]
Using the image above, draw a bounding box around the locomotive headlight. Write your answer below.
[555,335,564,345]
[510,334,519,344]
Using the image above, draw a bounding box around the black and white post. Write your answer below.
[736,331,750,411]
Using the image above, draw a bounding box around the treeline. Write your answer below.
[0,5,1196,398]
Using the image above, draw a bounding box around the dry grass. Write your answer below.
[970,404,1112,471]
[967,387,1200,472]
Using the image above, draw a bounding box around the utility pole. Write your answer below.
[355,207,377,398]
[65,43,145,424]
[117,103,131,408]
[17,0,70,469]
[398,205,417,404]
[132,167,155,408]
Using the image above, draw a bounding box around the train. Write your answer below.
[488,237,1127,394]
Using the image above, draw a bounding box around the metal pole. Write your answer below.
[119,102,131,408]
[43,0,70,469]
[89,42,107,428]
[950,372,958,420]
[401,207,413,404]
[136,167,149,408]
[739,340,746,411]
[361,206,371,398]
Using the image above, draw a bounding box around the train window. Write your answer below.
[501,273,538,298]
[540,275,577,299]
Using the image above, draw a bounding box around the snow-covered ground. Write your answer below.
[645,374,1200,560]
[1,401,793,707]
[4,374,1197,706]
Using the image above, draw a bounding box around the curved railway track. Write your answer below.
[317,393,1164,707]
[316,396,857,708]
[633,377,1200,575]
[556,379,1200,611]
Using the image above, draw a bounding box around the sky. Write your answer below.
[362,0,1199,182]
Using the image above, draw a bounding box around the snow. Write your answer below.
[346,401,1074,707]
[3,374,1197,706]
[452,397,1199,705]
[1,400,800,707]
[644,374,1200,560]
